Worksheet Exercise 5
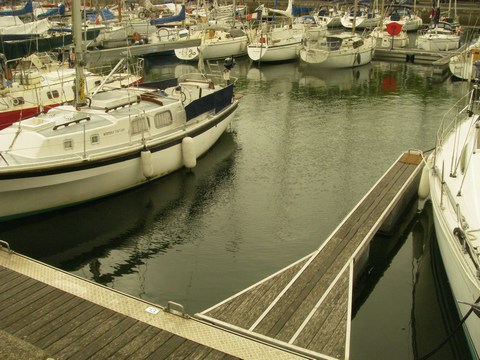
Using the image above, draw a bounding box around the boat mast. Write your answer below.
[72,0,87,107]
[352,0,358,34]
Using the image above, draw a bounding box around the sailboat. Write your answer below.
[340,2,382,30]
[299,0,375,68]
[416,21,460,51]
[247,23,304,63]
[0,0,240,222]
[383,3,422,32]
[420,62,480,358]
[449,36,480,81]
[174,25,249,61]
[417,0,460,51]
[247,0,306,63]
[370,0,409,49]
[0,52,142,130]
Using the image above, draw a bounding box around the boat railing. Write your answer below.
[177,72,237,86]
[435,90,472,148]
[87,57,144,79]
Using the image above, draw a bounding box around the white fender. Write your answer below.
[141,149,154,178]
[418,163,430,200]
[182,137,196,168]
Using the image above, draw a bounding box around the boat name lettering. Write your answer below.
[103,128,125,136]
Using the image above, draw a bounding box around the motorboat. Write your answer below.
[420,62,480,359]
[0,52,143,130]
[247,24,304,62]
[299,32,376,68]
[449,36,480,81]
[416,21,460,51]
[174,26,249,61]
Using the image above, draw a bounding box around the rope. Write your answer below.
[417,295,480,360]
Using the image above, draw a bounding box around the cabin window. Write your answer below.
[130,116,149,135]
[154,111,173,128]
[47,90,60,99]
[12,97,25,106]
[91,134,99,145]
[63,139,73,150]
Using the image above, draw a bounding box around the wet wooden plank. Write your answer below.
[3,292,73,334]
[127,330,175,359]
[110,325,162,359]
[145,335,187,359]
[204,258,309,329]
[0,284,57,327]
[44,306,116,355]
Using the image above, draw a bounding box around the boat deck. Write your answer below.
[197,150,424,360]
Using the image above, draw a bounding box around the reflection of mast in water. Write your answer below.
[410,202,471,359]
[77,131,238,289]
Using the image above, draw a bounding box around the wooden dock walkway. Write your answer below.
[0,150,424,360]
[0,248,305,360]
[373,45,468,80]
[197,150,425,360]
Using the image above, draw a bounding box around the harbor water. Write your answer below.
[0,54,475,359]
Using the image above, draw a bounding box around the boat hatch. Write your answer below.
[53,115,90,130]
[90,90,139,110]
[19,117,54,131]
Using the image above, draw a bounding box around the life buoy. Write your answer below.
[132,32,141,43]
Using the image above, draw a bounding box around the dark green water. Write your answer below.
[0,55,474,359]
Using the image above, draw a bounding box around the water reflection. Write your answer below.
[1,131,238,279]
[351,201,471,359]
[298,63,373,91]
[410,202,471,359]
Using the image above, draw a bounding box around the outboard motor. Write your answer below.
[223,56,235,84]
[467,61,480,116]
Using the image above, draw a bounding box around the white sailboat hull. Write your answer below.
[449,38,480,81]
[247,40,301,62]
[0,109,235,219]
[430,192,480,358]
[175,36,248,61]
[300,38,375,68]
[427,91,480,358]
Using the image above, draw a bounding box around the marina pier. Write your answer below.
[0,150,424,359]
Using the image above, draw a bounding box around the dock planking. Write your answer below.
[198,151,424,360]
[0,250,306,360]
